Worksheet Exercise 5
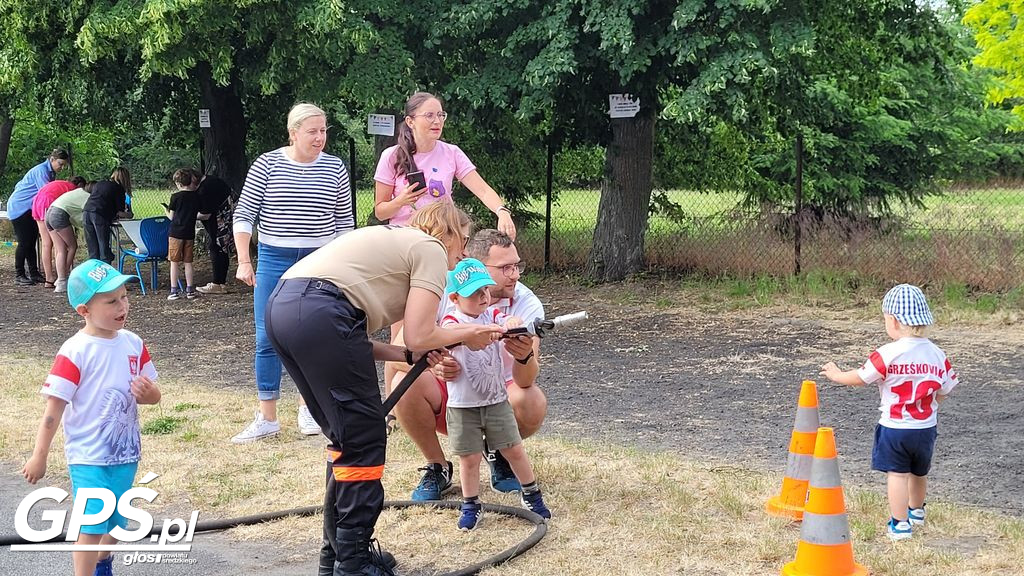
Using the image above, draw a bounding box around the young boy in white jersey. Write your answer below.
[22,259,161,576]
[821,284,958,541]
[440,258,551,530]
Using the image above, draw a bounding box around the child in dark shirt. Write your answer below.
[82,168,133,264]
[166,169,205,300]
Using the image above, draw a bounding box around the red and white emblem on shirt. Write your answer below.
[128,355,139,376]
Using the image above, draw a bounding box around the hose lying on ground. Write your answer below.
[0,500,547,576]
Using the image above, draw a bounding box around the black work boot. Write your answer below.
[370,539,397,570]
[322,534,395,575]
[334,527,396,576]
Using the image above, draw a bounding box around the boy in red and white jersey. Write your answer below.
[21,259,161,576]
[821,284,958,541]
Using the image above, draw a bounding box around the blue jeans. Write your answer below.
[254,243,317,400]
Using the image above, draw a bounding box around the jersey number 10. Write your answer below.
[890,379,942,420]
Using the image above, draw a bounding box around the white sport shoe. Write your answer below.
[887,518,913,541]
[53,279,67,293]
[196,282,229,294]
[298,405,322,436]
[908,506,926,526]
[231,410,281,444]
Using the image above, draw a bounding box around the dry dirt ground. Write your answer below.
[0,254,1021,521]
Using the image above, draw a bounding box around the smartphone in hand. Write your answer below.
[406,171,427,193]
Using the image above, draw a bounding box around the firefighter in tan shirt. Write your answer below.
[265,202,503,576]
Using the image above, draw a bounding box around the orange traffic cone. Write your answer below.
[766,380,820,520]
[781,427,867,576]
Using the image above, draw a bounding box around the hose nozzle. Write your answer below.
[533,311,588,338]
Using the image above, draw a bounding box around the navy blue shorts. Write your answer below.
[871,424,937,476]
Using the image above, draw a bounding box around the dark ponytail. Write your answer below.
[392,91,440,177]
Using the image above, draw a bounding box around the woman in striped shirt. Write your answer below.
[231,102,355,444]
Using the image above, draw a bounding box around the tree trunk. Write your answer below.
[196,62,248,194]
[374,133,397,165]
[587,111,656,282]
[0,114,13,182]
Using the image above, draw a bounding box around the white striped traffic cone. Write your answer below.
[781,427,867,576]
[766,380,820,520]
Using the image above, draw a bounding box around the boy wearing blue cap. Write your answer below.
[441,258,551,530]
[21,259,161,576]
[821,284,959,541]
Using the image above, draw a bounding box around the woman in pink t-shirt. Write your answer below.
[373,92,516,238]
[33,177,85,288]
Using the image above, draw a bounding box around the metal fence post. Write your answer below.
[545,140,553,271]
[794,133,803,276]
[349,137,357,225]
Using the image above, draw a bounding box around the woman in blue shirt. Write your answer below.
[7,148,68,285]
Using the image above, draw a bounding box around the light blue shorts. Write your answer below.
[68,462,139,535]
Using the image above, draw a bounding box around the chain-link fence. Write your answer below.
[73,161,1024,293]
[9,147,1015,293]
[512,184,1024,292]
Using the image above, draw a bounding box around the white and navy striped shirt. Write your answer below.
[233,148,354,248]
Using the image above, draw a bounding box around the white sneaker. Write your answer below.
[908,506,926,526]
[53,279,67,293]
[298,405,322,436]
[887,518,913,541]
[231,410,281,444]
[196,282,229,294]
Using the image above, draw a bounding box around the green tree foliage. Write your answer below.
[0,108,119,198]
[739,1,1006,219]
[68,0,438,191]
[433,0,804,280]
[964,0,1024,128]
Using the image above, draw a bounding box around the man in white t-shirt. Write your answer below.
[391,230,546,500]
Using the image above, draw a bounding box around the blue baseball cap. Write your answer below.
[882,283,934,327]
[68,259,139,309]
[446,258,496,297]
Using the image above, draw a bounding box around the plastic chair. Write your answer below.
[119,217,170,295]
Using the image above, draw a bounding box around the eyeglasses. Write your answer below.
[410,112,448,123]
[486,262,526,278]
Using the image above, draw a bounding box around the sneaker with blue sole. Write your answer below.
[94,555,114,576]
[887,518,912,541]
[908,505,926,526]
[458,501,483,531]
[521,489,552,521]
[486,450,522,493]
[411,461,453,501]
